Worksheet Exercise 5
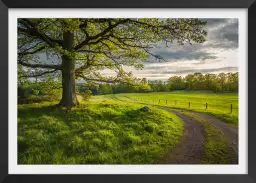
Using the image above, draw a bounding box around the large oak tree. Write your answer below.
[18,18,207,108]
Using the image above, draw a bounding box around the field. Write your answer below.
[16,17,240,166]
[18,101,183,164]
[89,91,238,126]
[18,91,238,164]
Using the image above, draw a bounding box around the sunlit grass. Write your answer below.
[18,90,238,164]
[92,91,238,125]
[18,101,183,164]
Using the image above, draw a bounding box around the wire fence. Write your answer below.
[128,97,238,115]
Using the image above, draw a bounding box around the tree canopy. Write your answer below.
[18,18,207,107]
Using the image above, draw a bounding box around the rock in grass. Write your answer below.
[144,125,154,133]
[141,106,150,112]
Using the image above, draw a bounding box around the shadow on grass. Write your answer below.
[19,104,67,122]
[18,102,181,164]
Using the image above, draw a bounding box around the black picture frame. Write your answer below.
[0,0,254,182]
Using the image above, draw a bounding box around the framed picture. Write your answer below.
[0,0,254,182]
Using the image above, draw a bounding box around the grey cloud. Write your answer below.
[146,18,238,64]
[159,66,238,75]
[205,19,238,49]
[202,18,229,28]
[132,66,237,80]
[152,49,218,62]
[104,19,239,80]
[135,74,167,78]
[144,60,222,71]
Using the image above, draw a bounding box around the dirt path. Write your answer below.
[160,111,205,164]
[191,111,238,155]
[159,108,238,164]
[106,96,238,163]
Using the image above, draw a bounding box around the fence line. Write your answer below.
[129,97,237,114]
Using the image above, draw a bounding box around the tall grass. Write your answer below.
[18,102,183,164]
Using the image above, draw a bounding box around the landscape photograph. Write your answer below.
[17,18,239,164]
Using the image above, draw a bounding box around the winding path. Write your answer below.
[160,111,205,164]
[106,96,239,164]
[159,109,238,164]
[191,111,238,155]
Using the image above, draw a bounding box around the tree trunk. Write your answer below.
[58,31,79,108]
[58,56,78,108]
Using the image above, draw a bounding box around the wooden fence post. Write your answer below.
[188,102,190,108]
[230,104,232,114]
[206,103,208,110]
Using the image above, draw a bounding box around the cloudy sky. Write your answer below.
[34,18,238,81]
[101,18,239,81]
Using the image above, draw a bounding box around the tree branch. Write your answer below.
[75,19,129,51]
[18,19,63,47]
[19,46,46,56]
[19,69,58,78]
[18,60,61,70]
[77,74,134,85]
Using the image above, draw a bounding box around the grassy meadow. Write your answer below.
[89,91,238,125]
[18,101,183,164]
[17,18,239,165]
[18,91,238,164]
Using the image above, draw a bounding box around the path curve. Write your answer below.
[159,108,238,164]
[160,110,205,164]
[191,111,238,155]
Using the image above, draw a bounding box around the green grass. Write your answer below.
[18,90,238,164]
[92,91,238,125]
[18,101,183,164]
[180,111,237,164]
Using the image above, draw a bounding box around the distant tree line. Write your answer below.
[17,72,238,104]
[77,72,239,95]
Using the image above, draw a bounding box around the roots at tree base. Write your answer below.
[57,97,79,109]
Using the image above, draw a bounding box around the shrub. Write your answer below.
[18,95,58,104]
